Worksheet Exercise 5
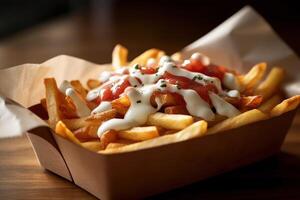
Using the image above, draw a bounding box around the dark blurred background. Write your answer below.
[0,0,299,67]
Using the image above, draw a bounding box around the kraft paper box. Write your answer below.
[0,6,299,200]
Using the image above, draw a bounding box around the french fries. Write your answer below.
[130,49,164,66]
[101,120,207,153]
[86,109,117,125]
[41,45,299,154]
[44,78,63,129]
[70,80,87,98]
[55,121,81,145]
[171,52,183,62]
[81,141,102,152]
[74,125,98,140]
[87,79,101,90]
[147,112,194,130]
[100,130,118,149]
[259,95,282,113]
[239,63,266,92]
[207,109,268,135]
[255,67,285,100]
[118,126,159,141]
[270,95,300,117]
[112,44,128,70]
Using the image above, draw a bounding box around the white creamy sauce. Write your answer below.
[66,88,91,117]
[190,52,210,66]
[86,55,242,137]
[209,92,240,118]
[146,58,157,67]
[227,90,240,98]
[59,80,73,94]
[92,101,112,114]
[223,72,240,91]
[159,80,215,121]
[99,71,112,83]
[98,84,162,136]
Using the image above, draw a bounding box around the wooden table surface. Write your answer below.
[1,3,300,199]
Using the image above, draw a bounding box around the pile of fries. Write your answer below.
[42,44,300,154]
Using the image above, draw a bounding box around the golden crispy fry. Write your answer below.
[81,140,102,152]
[74,125,98,139]
[207,109,268,135]
[55,121,81,145]
[70,80,87,98]
[255,67,285,100]
[157,51,166,60]
[100,130,118,149]
[259,95,282,113]
[105,139,134,150]
[118,126,159,141]
[87,79,101,90]
[270,95,300,117]
[239,63,266,92]
[130,48,162,66]
[151,92,177,107]
[171,52,183,62]
[40,98,47,111]
[62,117,88,130]
[44,78,63,129]
[164,105,188,115]
[100,121,207,154]
[112,44,128,69]
[60,96,78,118]
[86,109,117,125]
[147,112,193,130]
[111,96,130,115]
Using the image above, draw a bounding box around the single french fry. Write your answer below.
[87,79,101,90]
[150,92,177,107]
[255,67,285,100]
[105,139,134,150]
[60,96,78,119]
[55,121,81,145]
[62,117,88,130]
[239,63,267,92]
[44,78,63,129]
[70,80,87,98]
[112,44,128,69]
[171,52,183,62]
[157,51,166,60]
[259,95,282,113]
[100,120,207,154]
[118,126,159,141]
[130,48,161,66]
[111,96,130,115]
[74,125,99,139]
[40,98,47,111]
[86,109,117,125]
[207,109,268,135]
[81,141,102,152]
[270,95,300,117]
[147,112,193,130]
[100,130,118,149]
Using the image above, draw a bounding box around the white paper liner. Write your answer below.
[0,6,299,138]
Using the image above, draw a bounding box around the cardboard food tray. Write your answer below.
[26,103,298,200]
